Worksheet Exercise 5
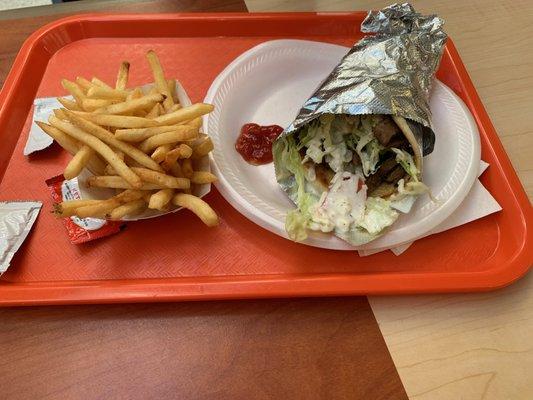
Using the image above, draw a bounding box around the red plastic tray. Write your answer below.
[0,13,531,306]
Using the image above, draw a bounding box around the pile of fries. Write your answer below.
[37,50,218,226]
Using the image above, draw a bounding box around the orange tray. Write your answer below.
[0,13,531,306]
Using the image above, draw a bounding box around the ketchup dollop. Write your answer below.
[235,123,283,165]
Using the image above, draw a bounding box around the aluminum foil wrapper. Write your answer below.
[277,3,447,156]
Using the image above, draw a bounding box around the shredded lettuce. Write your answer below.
[273,135,319,242]
[391,148,419,181]
[356,134,383,176]
[358,197,399,235]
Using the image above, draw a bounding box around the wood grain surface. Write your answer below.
[0,0,248,86]
[246,1,533,399]
[0,298,407,400]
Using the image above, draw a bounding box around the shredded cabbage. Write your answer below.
[391,148,419,181]
[358,197,399,235]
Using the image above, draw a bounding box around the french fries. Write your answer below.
[58,97,81,111]
[49,116,142,189]
[87,175,187,191]
[139,126,197,153]
[61,79,85,105]
[173,194,218,227]
[190,171,218,184]
[36,121,106,175]
[115,125,184,142]
[108,199,145,220]
[115,61,130,90]
[151,144,173,163]
[148,189,174,210]
[131,167,189,189]
[192,137,214,159]
[154,103,214,126]
[87,86,130,100]
[39,50,218,225]
[146,50,174,111]
[70,111,158,128]
[63,145,95,180]
[94,93,164,115]
[62,110,163,172]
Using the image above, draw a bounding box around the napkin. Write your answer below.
[358,160,502,256]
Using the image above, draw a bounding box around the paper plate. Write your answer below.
[204,39,481,250]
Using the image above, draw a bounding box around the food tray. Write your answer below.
[0,13,531,305]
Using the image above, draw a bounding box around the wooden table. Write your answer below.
[1,1,531,399]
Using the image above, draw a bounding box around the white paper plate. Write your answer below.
[205,39,481,250]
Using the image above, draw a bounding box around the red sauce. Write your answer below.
[235,123,284,165]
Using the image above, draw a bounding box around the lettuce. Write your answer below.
[273,135,319,242]
[391,148,419,181]
[356,134,383,176]
[358,197,399,235]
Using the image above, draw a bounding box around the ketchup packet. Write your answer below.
[45,175,123,244]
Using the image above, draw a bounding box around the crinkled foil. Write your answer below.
[276,3,447,156]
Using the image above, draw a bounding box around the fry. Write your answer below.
[146,103,161,118]
[70,111,158,128]
[87,175,186,190]
[105,164,116,175]
[148,189,174,210]
[108,199,145,220]
[36,121,106,175]
[146,50,174,110]
[61,79,85,105]
[115,61,130,90]
[76,198,122,219]
[131,167,190,189]
[166,104,182,113]
[115,125,183,142]
[161,144,192,171]
[57,97,81,111]
[172,193,218,227]
[181,158,193,178]
[53,108,68,120]
[53,199,101,217]
[190,171,217,184]
[185,117,202,130]
[126,87,144,101]
[87,86,130,100]
[178,144,193,158]
[113,189,144,203]
[75,77,93,92]
[161,148,180,171]
[82,98,116,112]
[94,93,164,115]
[169,162,182,178]
[64,145,94,179]
[192,137,214,159]
[150,145,171,163]
[139,126,198,153]
[63,110,163,172]
[49,116,142,188]
[154,103,214,126]
[91,77,113,90]
[167,79,178,103]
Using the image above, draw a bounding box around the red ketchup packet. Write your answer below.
[45,174,123,244]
